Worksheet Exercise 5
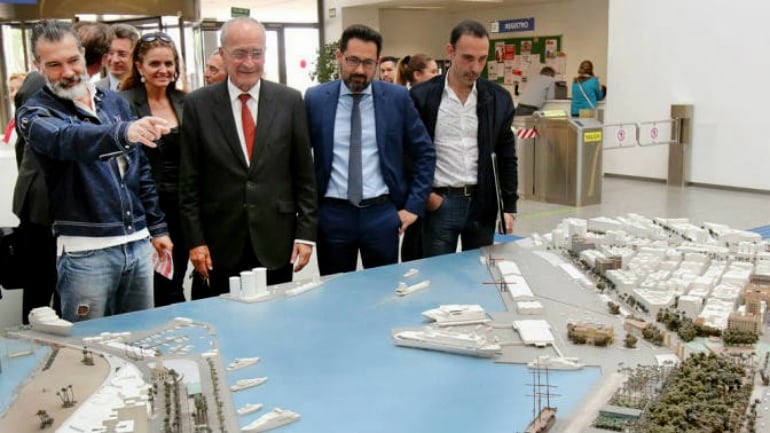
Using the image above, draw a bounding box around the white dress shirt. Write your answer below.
[228,78,260,165]
[433,76,479,187]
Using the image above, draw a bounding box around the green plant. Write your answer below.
[310,41,339,83]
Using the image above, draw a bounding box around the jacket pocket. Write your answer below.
[276,200,297,214]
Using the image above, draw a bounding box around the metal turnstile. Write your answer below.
[516,114,603,206]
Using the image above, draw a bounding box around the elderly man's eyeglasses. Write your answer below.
[140,32,173,44]
[226,49,264,60]
[343,56,377,70]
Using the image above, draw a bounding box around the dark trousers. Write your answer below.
[18,221,58,324]
[400,219,423,262]
[190,236,293,300]
[317,198,400,276]
[154,193,187,307]
[422,195,495,258]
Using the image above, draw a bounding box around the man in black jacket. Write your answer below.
[410,20,518,257]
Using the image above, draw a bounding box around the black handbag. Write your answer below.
[0,227,27,289]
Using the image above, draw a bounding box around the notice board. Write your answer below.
[485,35,565,88]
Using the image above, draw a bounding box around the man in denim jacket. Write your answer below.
[16,21,173,322]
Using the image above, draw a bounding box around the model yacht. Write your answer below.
[392,327,501,357]
[28,306,73,336]
[231,377,268,392]
[241,408,300,432]
[237,403,264,416]
[527,355,585,371]
[422,304,490,326]
[396,280,430,296]
[227,357,261,371]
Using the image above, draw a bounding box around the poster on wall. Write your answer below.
[483,35,562,85]
[503,44,516,85]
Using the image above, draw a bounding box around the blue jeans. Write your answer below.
[57,238,154,322]
[422,194,495,257]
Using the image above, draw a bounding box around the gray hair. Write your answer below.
[219,17,265,47]
[31,20,82,62]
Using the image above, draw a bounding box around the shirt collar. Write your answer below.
[443,74,478,100]
[228,78,261,103]
[339,80,372,98]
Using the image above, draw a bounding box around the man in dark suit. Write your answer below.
[305,24,435,276]
[180,17,317,298]
[410,20,518,257]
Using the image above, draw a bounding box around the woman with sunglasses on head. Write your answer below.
[120,32,188,307]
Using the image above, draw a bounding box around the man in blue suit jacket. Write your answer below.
[305,24,435,276]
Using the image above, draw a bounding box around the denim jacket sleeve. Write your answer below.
[16,97,134,163]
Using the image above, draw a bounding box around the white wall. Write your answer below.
[378,10,450,59]
[605,0,770,188]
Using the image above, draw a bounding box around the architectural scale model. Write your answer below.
[27,306,73,336]
[421,304,490,326]
[392,327,502,357]
[227,357,261,371]
[395,279,430,296]
[230,377,268,392]
[241,407,300,433]
[403,268,419,278]
[527,355,585,371]
[237,403,264,416]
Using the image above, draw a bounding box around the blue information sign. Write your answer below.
[491,17,535,33]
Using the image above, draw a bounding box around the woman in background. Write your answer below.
[570,60,604,117]
[395,54,439,87]
[120,32,187,306]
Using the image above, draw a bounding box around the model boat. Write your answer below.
[231,377,268,392]
[241,408,300,432]
[28,306,73,336]
[237,403,264,416]
[403,268,419,278]
[392,327,501,357]
[227,357,261,371]
[527,355,585,371]
[526,406,556,433]
[396,280,430,296]
[285,279,323,297]
[422,304,490,326]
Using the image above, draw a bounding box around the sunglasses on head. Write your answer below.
[140,32,172,43]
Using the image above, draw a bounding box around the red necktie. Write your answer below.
[239,94,255,158]
[2,119,15,144]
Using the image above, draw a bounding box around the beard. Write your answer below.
[343,73,371,93]
[46,73,89,100]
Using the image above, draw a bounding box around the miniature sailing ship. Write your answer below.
[230,377,268,392]
[28,306,73,336]
[241,408,300,432]
[525,366,559,433]
[237,403,264,416]
[422,304,490,326]
[527,355,585,371]
[227,357,261,371]
[392,327,501,357]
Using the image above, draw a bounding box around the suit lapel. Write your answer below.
[170,90,184,124]
[253,81,276,172]
[321,82,340,177]
[211,82,248,168]
[372,82,388,156]
[476,81,494,156]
